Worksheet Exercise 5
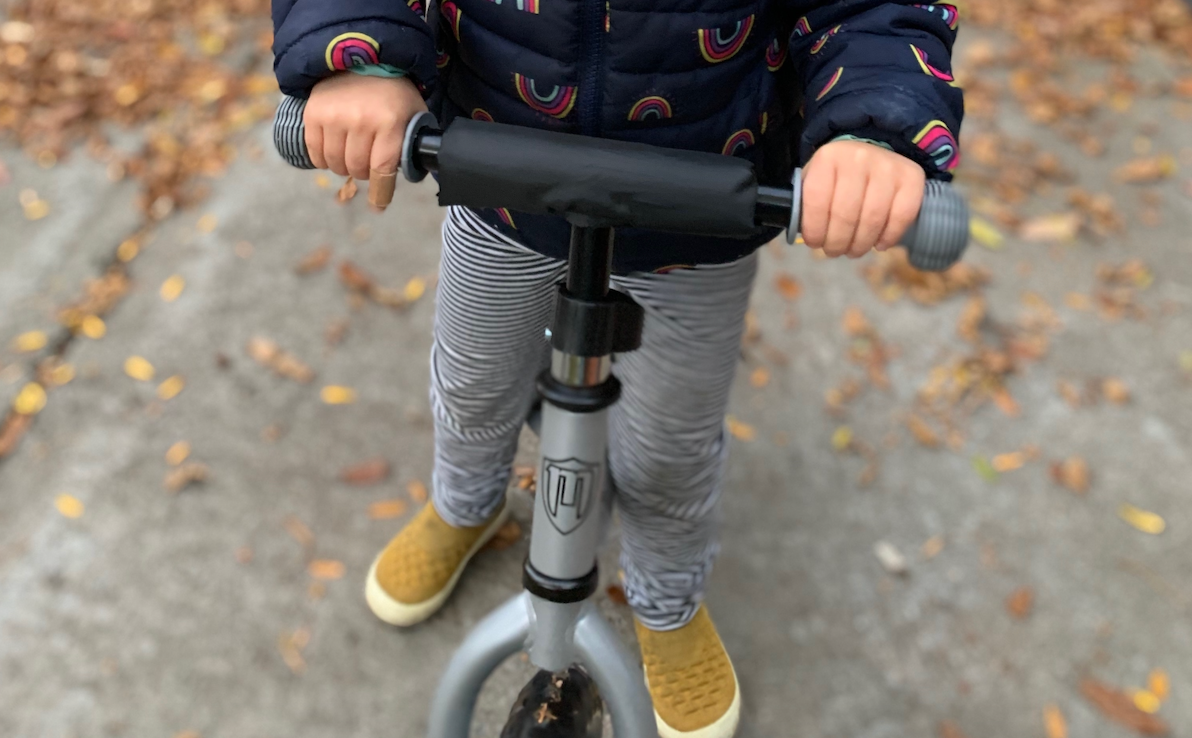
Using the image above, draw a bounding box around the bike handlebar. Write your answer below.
[274,96,969,272]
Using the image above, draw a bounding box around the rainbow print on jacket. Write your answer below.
[810,25,841,55]
[442,1,462,40]
[765,38,787,71]
[407,0,425,16]
[721,129,754,156]
[325,32,380,71]
[628,96,673,121]
[913,120,959,171]
[912,3,959,30]
[495,208,516,228]
[487,0,540,13]
[514,74,577,118]
[697,15,755,64]
[472,108,494,122]
[816,67,843,101]
[910,45,957,86]
[793,16,812,37]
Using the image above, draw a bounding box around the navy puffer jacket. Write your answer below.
[273,0,964,273]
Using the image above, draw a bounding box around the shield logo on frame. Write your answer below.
[541,457,599,536]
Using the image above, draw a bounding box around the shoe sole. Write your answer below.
[649,665,741,738]
[364,504,511,627]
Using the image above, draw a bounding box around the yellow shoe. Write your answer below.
[636,606,741,738]
[364,500,509,626]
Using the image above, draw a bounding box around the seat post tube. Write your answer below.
[566,225,614,301]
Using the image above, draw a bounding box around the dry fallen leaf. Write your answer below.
[308,559,345,580]
[1132,690,1161,715]
[338,261,376,293]
[1148,669,1170,701]
[337,177,358,203]
[160,274,185,302]
[1102,378,1131,404]
[124,355,156,382]
[157,375,185,400]
[246,337,315,384]
[1051,457,1091,494]
[164,462,208,493]
[1119,504,1166,535]
[921,535,945,560]
[340,458,390,485]
[1006,586,1035,619]
[13,330,47,353]
[749,367,771,388]
[774,272,802,301]
[283,515,315,550]
[831,425,854,451]
[321,386,357,404]
[1020,212,1082,242]
[367,499,408,520]
[278,628,309,674]
[295,245,332,275]
[938,721,968,738]
[1114,155,1177,184]
[13,382,47,415]
[992,452,1027,472]
[970,217,1004,249]
[485,520,522,551]
[196,214,218,233]
[842,306,871,336]
[0,413,33,458]
[726,416,757,442]
[906,414,941,448]
[606,583,629,606]
[1044,705,1068,738]
[55,493,84,519]
[407,479,429,504]
[403,277,427,302]
[165,441,191,467]
[1080,678,1170,735]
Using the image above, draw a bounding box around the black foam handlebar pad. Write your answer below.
[436,118,760,237]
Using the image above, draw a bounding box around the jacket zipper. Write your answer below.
[576,0,604,136]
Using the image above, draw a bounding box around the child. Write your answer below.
[272,0,962,735]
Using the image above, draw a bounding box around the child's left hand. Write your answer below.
[800,140,926,259]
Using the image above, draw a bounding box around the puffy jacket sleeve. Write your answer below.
[788,2,964,180]
[272,0,438,99]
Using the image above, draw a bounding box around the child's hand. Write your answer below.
[304,74,428,182]
[801,140,926,259]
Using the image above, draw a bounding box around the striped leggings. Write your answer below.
[431,207,758,630]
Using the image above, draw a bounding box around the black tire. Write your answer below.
[499,667,603,738]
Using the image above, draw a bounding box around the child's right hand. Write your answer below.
[304,73,428,191]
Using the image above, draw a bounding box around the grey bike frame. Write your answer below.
[426,226,657,738]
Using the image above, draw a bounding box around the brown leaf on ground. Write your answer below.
[514,465,537,492]
[367,499,407,520]
[749,367,771,388]
[1080,679,1170,735]
[1044,704,1068,738]
[278,628,310,675]
[164,462,208,493]
[294,245,332,275]
[1102,377,1131,404]
[957,295,987,343]
[1058,379,1085,407]
[485,520,522,551]
[606,584,629,606]
[337,177,358,203]
[340,458,390,485]
[906,414,942,448]
[938,720,968,738]
[862,249,990,305]
[407,479,429,504]
[1051,457,1091,494]
[774,272,802,301]
[0,412,33,458]
[1020,212,1083,242]
[308,559,345,580]
[842,306,872,336]
[1114,156,1177,184]
[283,515,315,550]
[338,260,376,293]
[1006,586,1035,618]
[245,337,315,383]
[824,378,863,415]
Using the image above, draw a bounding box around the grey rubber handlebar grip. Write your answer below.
[900,179,970,272]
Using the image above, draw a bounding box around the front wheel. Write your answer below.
[499,666,604,738]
